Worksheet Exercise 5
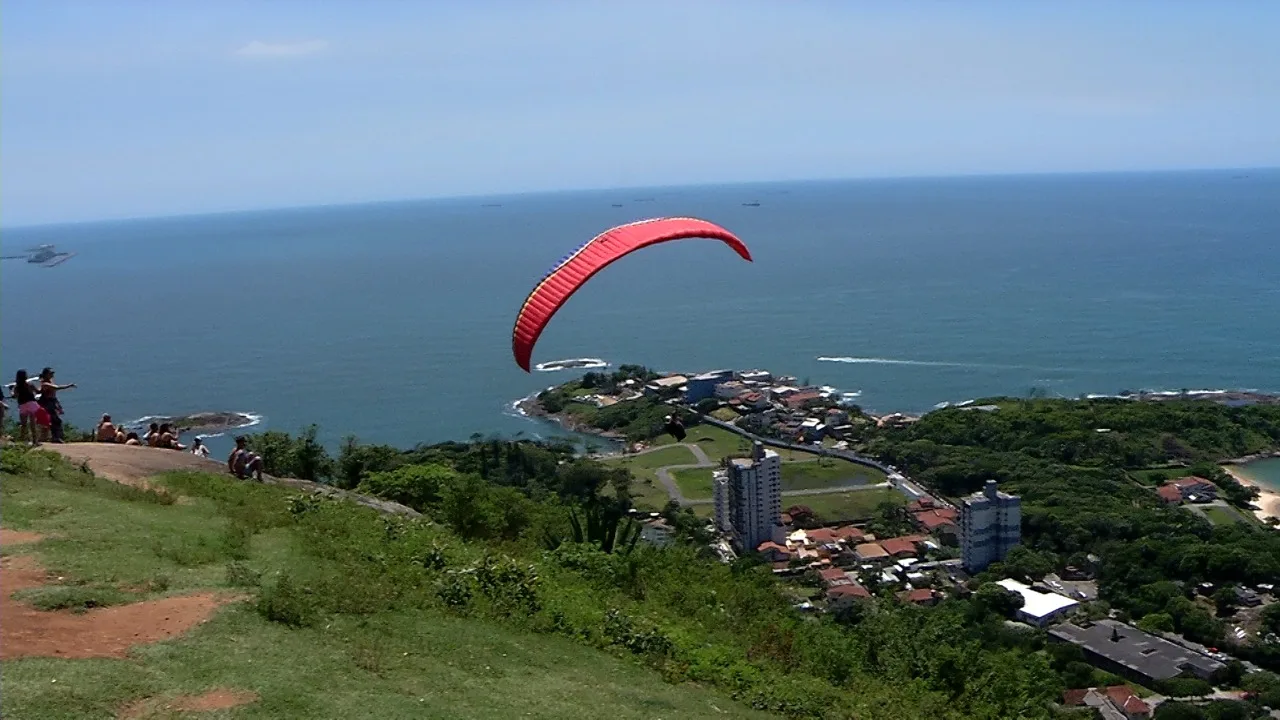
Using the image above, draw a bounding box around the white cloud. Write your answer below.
[234,40,328,59]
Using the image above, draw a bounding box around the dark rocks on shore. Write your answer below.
[146,412,257,435]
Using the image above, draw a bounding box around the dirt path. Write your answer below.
[0,531,240,661]
[119,689,259,719]
[46,443,421,518]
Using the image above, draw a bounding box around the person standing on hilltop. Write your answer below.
[12,370,42,446]
[37,368,75,444]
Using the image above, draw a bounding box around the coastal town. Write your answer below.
[528,364,1280,717]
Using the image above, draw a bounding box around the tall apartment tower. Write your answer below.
[712,442,783,552]
[960,479,1022,572]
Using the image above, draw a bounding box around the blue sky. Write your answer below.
[3,0,1278,226]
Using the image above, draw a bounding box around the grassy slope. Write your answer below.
[799,488,907,522]
[0,451,775,720]
[670,462,889,501]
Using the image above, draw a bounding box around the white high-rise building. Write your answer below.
[712,442,783,552]
[960,479,1022,572]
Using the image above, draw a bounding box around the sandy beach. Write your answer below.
[1222,466,1280,524]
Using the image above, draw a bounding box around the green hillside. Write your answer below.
[0,447,775,720]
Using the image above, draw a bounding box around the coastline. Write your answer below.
[513,395,627,443]
[1221,456,1280,523]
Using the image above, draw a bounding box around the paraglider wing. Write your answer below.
[511,217,752,372]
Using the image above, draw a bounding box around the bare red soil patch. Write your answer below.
[0,528,45,545]
[0,553,240,660]
[118,688,260,719]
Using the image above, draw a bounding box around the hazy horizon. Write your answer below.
[4,165,1276,232]
[4,1,1278,227]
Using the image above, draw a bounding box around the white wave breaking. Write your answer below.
[534,358,609,372]
[125,411,263,439]
[817,355,1078,372]
[818,356,996,369]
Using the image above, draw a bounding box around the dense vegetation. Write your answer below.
[232,430,1076,717]
[217,394,1280,716]
[865,398,1280,671]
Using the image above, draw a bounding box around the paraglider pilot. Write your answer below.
[664,414,686,442]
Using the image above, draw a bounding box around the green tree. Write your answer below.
[1212,586,1238,617]
[974,582,1025,618]
[1261,602,1280,636]
[246,425,333,481]
[357,463,457,510]
[335,436,403,489]
[1138,612,1175,634]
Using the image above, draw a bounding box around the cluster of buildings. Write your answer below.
[707,441,1027,610]
[644,368,904,444]
[1153,475,1218,505]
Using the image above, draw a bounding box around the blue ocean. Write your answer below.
[3,170,1278,462]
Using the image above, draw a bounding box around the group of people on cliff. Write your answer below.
[92,416,262,480]
[92,415,207,456]
[4,367,265,483]
[2,367,75,446]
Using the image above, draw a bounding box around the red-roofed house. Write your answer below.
[1156,484,1184,505]
[827,583,870,601]
[757,541,792,563]
[898,588,939,606]
[805,528,838,545]
[783,391,823,410]
[1167,476,1217,503]
[832,525,869,544]
[913,508,959,532]
[826,583,872,611]
[907,498,936,513]
[880,537,921,558]
[818,567,852,587]
[1103,686,1151,720]
[1061,689,1090,707]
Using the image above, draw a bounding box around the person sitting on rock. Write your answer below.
[124,431,142,446]
[228,435,264,481]
[144,422,162,447]
[157,423,186,451]
[95,414,118,442]
[190,437,210,458]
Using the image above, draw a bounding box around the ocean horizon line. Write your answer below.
[4,165,1276,233]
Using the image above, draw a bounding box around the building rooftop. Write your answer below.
[880,537,920,557]
[818,567,851,585]
[854,542,890,560]
[963,479,1018,505]
[915,509,959,530]
[1156,484,1183,503]
[900,588,937,604]
[996,579,1079,620]
[649,376,688,388]
[1048,619,1225,681]
[828,583,870,599]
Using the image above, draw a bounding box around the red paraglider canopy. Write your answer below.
[512,217,751,372]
